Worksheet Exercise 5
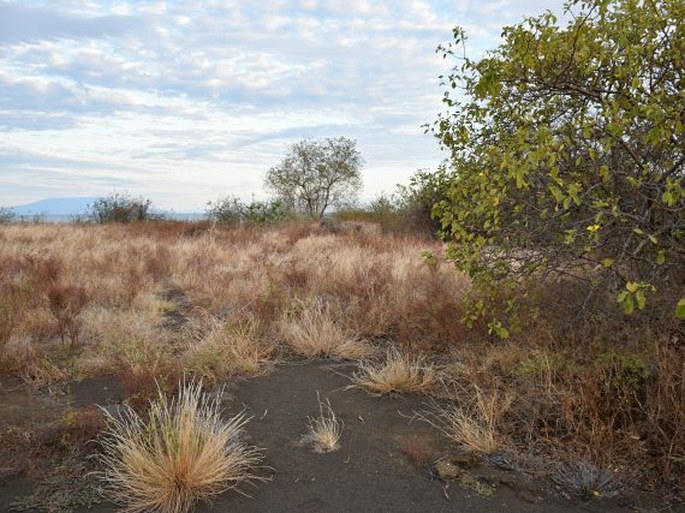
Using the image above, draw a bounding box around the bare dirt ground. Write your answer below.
[0,362,678,513]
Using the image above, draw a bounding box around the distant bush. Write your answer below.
[88,193,156,224]
[0,206,16,224]
[335,168,450,238]
[394,167,450,236]
[206,196,292,225]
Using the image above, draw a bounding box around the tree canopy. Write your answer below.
[264,137,363,218]
[432,0,684,334]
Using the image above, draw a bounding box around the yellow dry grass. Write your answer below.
[304,392,344,453]
[98,379,264,513]
[351,349,437,395]
[0,222,468,385]
[184,315,276,380]
[420,386,512,454]
[279,299,374,359]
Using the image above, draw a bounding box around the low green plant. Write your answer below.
[596,351,650,395]
[510,352,568,379]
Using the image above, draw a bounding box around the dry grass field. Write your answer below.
[0,221,682,512]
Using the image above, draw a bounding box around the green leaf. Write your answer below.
[626,282,639,293]
[656,250,666,264]
[598,165,610,181]
[635,290,647,310]
[548,184,564,203]
[620,294,635,315]
[676,299,685,320]
[648,127,662,144]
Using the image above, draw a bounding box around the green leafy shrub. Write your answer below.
[431,0,684,333]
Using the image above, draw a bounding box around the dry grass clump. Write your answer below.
[551,460,627,499]
[420,386,512,454]
[183,315,276,380]
[98,380,264,513]
[303,392,344,453]
[351,349,437,395]
[279,300,373,360]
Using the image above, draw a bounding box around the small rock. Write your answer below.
[516,489,540,504]
[434,459,461,480]
[451,451,479,469]
[459,473,497,497]
[459,473,479,488]
[498,475,516,488]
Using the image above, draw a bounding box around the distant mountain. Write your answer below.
[10,197,97,217]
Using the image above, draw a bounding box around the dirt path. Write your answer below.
[203,362,643,513]
[0,362,669,513]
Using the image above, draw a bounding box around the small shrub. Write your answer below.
[56,405,107,451]
[88,193,155,224]
[510,351,568,379]
[98,380,264,513]
[351,349,437,395]
[207,196,292,225]
[0,206,16,224]
[206,196,243,225]
[595,351,650,396]
[46,284,89,349]
[0,282,31,353]
[118,360,181,413]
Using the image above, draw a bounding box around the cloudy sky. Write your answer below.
[0,0,567,211]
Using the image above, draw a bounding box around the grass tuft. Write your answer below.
[552,460,626,499]
[279,299,373,359]
[98,379,264,513]
[303,392,344,453]
[351,349,437,395]
[419,387,511,454]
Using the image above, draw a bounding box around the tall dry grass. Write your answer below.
[1,221,681,482]
[0,222,469,388]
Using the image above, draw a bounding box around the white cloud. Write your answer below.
[0,0,568,211]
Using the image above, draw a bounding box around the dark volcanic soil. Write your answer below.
[0,362,677,513]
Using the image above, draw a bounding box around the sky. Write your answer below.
[0,0,567,211]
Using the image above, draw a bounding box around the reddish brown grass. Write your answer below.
[0,221,681,483]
